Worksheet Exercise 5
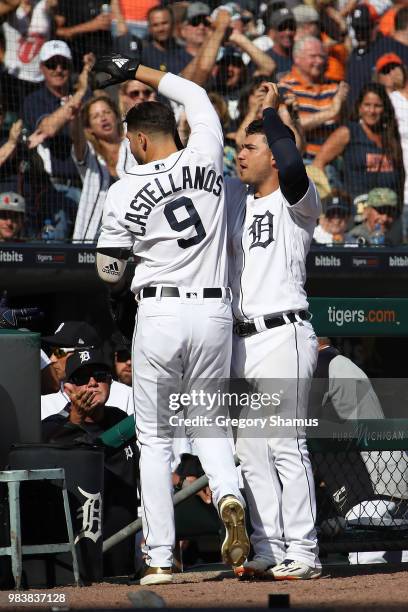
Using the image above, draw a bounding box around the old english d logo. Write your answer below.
[249,211,274,249]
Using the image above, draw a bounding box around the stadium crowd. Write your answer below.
[0,0,406,245]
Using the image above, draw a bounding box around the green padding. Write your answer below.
[98,414,135,448]
[307,419,408,451]
[309,298,408,337]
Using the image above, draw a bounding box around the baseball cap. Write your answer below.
[216,46,244,65]
[186,1,210,21]
[375,53,403,74]
[268,7,296,29]
[367,187,398,209]
[325,195,351,216]
[293,5,319,24]
[65,349,111,382]
[0,192,25,214]
[351,5,372,30]
[42,321,100,348]
[39,40,72,63]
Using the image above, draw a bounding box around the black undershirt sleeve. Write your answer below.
[262,107,309,205]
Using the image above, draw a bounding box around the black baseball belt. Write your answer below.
[139,286,231,299]
[234,310,311,338]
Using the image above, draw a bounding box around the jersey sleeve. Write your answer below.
[97,181,134,249]
[158,72,223,156]
[284,178,322,223]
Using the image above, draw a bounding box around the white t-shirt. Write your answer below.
[389,90,408,205]
[98,73,228,295]
[226,178,321,320]
[41,380,134,420]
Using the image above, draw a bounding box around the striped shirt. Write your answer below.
[278,66,340,158]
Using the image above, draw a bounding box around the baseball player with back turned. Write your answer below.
[93,55,249,586]
[228,83,322,580]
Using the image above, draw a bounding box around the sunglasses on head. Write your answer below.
[43,57,71,70]
[116,349,131,363]
[126,88,152,99]
[379,62,401,75]
[69,369,112,386]
[278,20,296,31]
[189,15,210,27]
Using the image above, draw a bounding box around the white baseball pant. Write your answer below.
[232,318,320,568]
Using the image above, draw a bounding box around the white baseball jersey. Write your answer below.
[226,178,321,320]
[97,73,227,295]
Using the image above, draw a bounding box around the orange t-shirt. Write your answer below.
[378,7,397,36]
[119,0,159,21]
[321,33,348,82]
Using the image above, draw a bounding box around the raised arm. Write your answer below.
[261,83,308,204]
[312,126,350,170]
[93,56,223,151]
[0,0,19,19]
[228,30,275,76]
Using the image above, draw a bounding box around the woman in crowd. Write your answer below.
[71,95,135,241]
[312,82,404,206]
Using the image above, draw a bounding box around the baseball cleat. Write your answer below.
[139,566,173,586]
[219,495,250,567]
[234,558,274,580]
[270,559,321,580]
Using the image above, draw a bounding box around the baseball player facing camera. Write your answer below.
[227,83,322,580]
[94,55,249,585]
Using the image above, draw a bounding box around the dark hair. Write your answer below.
[147,5,174,25]
[245,119,265,137]
[126,101,177,137]
[351,82,404,203]
[395,6,408,31]
[237,76,272,121]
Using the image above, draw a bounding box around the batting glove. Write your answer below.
[0,291,42,329]
[93,54,141,89]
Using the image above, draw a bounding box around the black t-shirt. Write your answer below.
[42,405,139,491]
[23,86,79,180]
[56,0,113,70]
[267,48,292,81]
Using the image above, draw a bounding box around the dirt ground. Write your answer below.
[0,565,408,612]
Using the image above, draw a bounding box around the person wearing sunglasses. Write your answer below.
[22,41,89,239]
[313,191,355,245]
[42,347,139,577]
[180,2,211,62]
[41,320,134,421]
[263,7,296,80]
[0,192,26,242]
[348,187,399,245]
[114,345,132,387]
[118,80,157,118]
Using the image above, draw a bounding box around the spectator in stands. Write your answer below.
[118,79,156,118]
[110,0,158,40]
[71,95,135,242]
[179,1,211,64]
[42,347,139,577]
[1,0,55,114]
[55,0,113,72]
[313,191,355,245]
[141,5,191,74]
[375,52,405,92]
[278,36,349,160]
[293,4,320,39]
[348,187,399,245]
[312,82,404,203]
[262,6,296,80]
[392,6,408,48]
[41,320,134,420]
[0,191,25,241]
